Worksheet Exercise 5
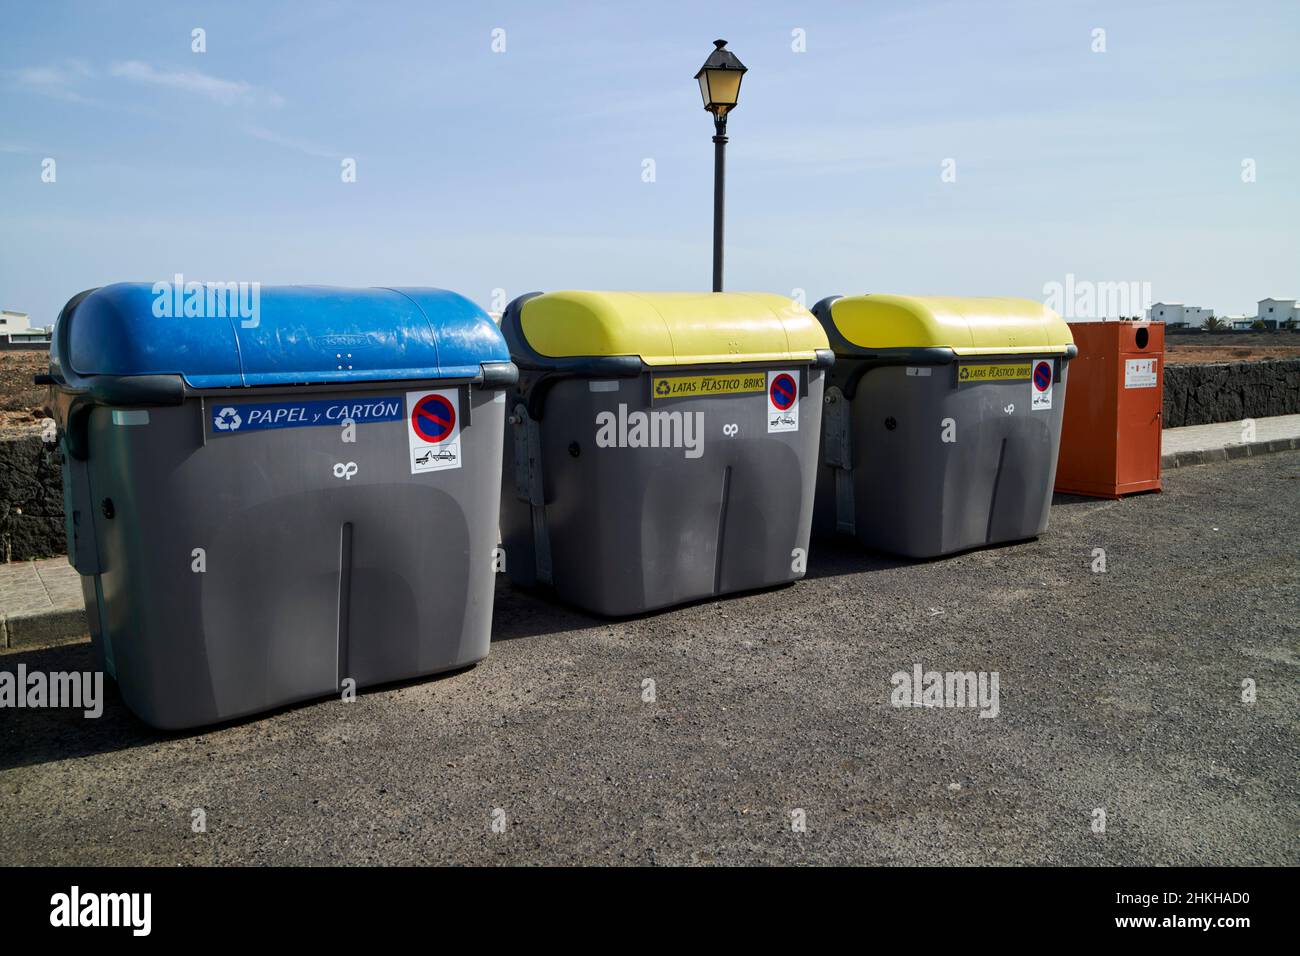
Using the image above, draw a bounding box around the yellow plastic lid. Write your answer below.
[826,295,1074,357]
[518,291,828,366]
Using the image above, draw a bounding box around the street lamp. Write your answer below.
[694,39,747,293]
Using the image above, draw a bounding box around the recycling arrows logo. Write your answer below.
[654,380,671,397]
[214,407,243,431]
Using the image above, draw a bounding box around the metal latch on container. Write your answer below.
[511,404,543,506]
[823,386,856,535]
[510,404,552,585]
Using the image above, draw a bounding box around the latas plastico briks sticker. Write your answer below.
[957,363,1032,383]
[652,372,767,401]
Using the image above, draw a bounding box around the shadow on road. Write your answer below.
[0,640,164,772]
[802,532,917,580]
[489,577,603,641]
[0,639,484,772]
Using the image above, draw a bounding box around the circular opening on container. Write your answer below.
[1135,328,1149,350]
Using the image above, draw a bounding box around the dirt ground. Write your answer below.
[0,351,48,430]
[1165,332,1300,365]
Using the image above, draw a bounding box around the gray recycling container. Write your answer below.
[46,283,516,729]
[812,294,1077,558]
[498,291,833,616]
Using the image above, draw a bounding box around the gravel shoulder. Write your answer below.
[0,351,48,432]
[1166,332,1300,365]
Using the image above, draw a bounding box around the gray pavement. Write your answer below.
[0,450,1296,866]
[0,558,84,648]
[1162,413,1300,468]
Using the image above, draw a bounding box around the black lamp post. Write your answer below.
[694,39,747,293]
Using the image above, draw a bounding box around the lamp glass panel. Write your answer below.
[703,69,742,107]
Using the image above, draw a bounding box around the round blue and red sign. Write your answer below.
[1032,361,1052,392]
[411,393,456,443]
[770,373,797,411]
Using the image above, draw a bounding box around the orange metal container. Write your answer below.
[1055,321,1164,498]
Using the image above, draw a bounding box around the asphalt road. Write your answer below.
[2,452,1296,866]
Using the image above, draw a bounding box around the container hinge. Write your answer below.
[61,446,102,575]
[823,386,856,535]
[512,403,552,585]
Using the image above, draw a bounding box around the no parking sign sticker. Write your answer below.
[1030,360,1053,411]
[406,388,461,473]
[767,370,799,433]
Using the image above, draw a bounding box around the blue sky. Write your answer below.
[2,0,1297,325]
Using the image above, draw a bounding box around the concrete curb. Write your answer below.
[0,606,89,650]
[1162,436,1300,469]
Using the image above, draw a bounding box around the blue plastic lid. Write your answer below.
[56,283,508,388]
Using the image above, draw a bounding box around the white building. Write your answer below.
[1146,302,1214,327]
[1257,298,1298,327]
[0,309,50,345]
[0,310,32,332]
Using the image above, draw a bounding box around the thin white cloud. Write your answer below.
[10,60,93,102]
[243,126,340,160]
[108,61,284,107]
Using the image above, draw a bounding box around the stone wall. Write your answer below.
[1163,360,1300,428]
[0,429,65,562]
